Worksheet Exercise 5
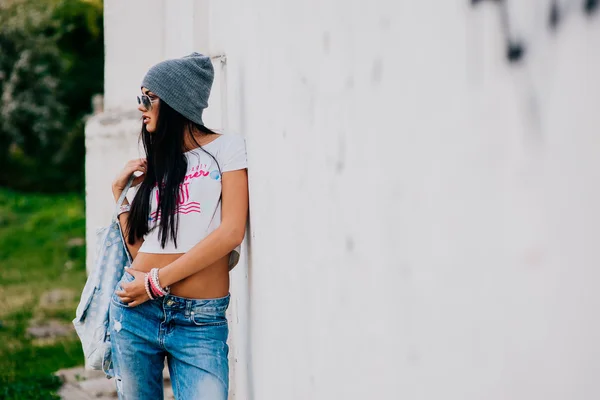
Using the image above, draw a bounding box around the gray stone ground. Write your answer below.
[55,364,174,399]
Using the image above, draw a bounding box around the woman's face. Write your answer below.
[138,87,160,133]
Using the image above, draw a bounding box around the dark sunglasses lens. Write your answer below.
[142,96,152,110]
[137,96,141,104]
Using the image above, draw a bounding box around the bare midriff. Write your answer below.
[131,252,230,299]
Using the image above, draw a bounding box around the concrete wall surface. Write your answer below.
[88,1,600,399]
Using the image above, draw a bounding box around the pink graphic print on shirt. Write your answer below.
[150,163,216,223]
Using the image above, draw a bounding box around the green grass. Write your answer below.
[0,187,88,399]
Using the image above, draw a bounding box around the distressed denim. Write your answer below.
[108,271,229,400]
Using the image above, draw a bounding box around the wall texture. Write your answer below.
[88,0,600,399]
[210,1,600,399]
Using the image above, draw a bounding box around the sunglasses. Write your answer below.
[137,94,157,111]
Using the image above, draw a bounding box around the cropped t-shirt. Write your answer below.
[137,133,247,269]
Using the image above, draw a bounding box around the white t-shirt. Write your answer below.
[137,133,247,269]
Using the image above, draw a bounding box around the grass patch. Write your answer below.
[0,187,87,399]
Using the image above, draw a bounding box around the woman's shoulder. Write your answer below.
[212,133,247,172]
[201,131,238,146]
[213,132,245,147]
[207,133,245,155]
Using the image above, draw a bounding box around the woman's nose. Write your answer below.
[137,102,145,112]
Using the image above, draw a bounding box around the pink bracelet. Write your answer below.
[148,277,162,297]
[149,268,169,297]
[144,273,155,300]
[149,277,162,298]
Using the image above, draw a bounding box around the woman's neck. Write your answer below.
[182,127,213,151]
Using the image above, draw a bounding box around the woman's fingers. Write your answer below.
[115,289,137,304]
[115,268,150,307]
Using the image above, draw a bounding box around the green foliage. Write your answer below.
[0,374,62,400]
[0,0,104,193]
[0,187,88,398]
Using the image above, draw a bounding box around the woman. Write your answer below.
[108,52,249,400]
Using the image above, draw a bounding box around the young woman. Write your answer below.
[108,52,249,400]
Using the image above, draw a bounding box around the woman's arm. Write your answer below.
[157,168,249,286]
[113,186,145,260]
[111,158,147,260]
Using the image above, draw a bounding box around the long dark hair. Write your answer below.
[126,100,221,248]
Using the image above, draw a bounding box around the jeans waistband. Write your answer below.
[160,292,230,311]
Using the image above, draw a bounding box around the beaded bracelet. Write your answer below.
[149,273,163,298]
[151,268,169,296]
[150,282,162,298]
[148,268,170,297]
[144,273,155,300]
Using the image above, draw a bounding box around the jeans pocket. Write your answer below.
[110,271,135,307]
[190,310,228,327]
[111,291,130,308]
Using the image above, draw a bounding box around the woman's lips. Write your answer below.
[143,117,150,124]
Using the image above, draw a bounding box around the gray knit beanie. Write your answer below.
[141,52,214,126]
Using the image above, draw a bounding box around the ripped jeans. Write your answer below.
[108,271,230,400]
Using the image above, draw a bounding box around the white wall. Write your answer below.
[91,0,600,399]
[209,0,600,399]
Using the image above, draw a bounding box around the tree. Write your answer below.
[0,0,103,192]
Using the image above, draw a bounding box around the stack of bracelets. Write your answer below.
[144,267,170,300]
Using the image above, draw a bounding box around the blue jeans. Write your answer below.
[108,271,230,400]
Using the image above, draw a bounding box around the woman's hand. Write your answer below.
[112,158,147,195]
[115,268,150,307]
